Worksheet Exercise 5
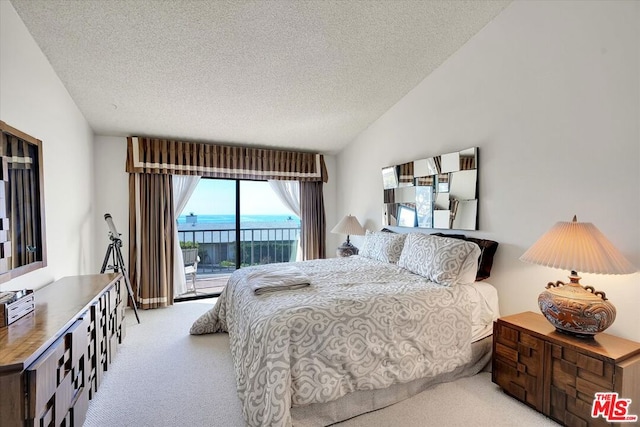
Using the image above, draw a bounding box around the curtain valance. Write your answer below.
[1,132,34,170]
[126,137,327,182]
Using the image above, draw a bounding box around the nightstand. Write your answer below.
[492,311,640,426]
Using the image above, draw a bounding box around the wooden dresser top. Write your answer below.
[498,311,640,362]
[0,273,121,372]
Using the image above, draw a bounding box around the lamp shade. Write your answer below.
[331,215,365,236]
[520,216,636,275]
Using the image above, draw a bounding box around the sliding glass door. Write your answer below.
[240,180,300,267]
[176,178,299,298]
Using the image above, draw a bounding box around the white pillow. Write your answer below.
[397,233,481,286]
[359,231,407,263]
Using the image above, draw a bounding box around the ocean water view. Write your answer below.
[177,214,300,231]
[178,213,301,250]
[178,213,301,267]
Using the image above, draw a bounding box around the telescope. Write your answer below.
[100,213,140,323]
[104,213,121,240]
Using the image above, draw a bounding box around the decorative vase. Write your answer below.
[336,242,358,257]
[538,276,616,339]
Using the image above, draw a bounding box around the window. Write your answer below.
[177,179,300,297]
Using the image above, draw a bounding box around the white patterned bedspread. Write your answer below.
[190,256,478,427]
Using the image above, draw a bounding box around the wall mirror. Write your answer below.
[382,147,478,231]
[0,121,47,283]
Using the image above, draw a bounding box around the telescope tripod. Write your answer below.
[100,237,141,324]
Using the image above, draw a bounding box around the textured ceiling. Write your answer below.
[9,0,509,154]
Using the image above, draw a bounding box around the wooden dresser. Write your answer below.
[0,274,126,427]
[492,311,640,427]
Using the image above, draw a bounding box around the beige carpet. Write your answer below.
[84,301,557,427]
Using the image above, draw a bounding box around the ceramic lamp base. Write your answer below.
[538,276,616,339]
[336,242,359,257]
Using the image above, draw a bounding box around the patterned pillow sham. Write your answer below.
[359,231,407,263]
[431,233,499,281]
[397,233,481,286]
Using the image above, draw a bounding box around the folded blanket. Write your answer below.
[246,265,311,295]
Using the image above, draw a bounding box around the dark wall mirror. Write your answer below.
[0,121,47,283]
[382,147,478,231]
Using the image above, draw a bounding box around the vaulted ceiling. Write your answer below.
[9,0,509,154]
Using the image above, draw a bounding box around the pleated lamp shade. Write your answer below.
[520,216,636,275]
[331,215,365,236]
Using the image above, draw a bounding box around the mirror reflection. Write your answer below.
[397,162,414,187]
[383,203,417,228]
[0,121,46,282]
[416,186,433,228]
[382,166,398,190]
[440,152,460,174]
[381,147,478,231]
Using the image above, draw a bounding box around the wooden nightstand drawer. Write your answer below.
[492,321,545,411]
[548,345,617,426]
[492,312,640,427]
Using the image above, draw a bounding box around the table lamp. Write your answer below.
[520,215,637,338]
[331,215,365,257]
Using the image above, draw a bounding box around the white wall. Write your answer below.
[91,136,339,268]
[0,1,95,291]
[337,1,640,341]
[92,136,129,272]
[323,155,340,257]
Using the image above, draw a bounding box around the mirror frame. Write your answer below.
[0,121,47,284]
[382,147,478,231]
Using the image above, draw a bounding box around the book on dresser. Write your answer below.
[492,311,640,427]
[0,273,127,427]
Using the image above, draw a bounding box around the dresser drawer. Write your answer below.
[26,316,89,425]
[548,343,617,426]
[492,321,545,411]
[26,335,65,421]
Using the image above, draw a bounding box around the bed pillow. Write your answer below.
[359,231,407,263]
[431,233,499,281]
[397,233,481,286]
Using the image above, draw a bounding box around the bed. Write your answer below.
[190,232,499,427]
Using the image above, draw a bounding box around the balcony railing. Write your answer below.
[178,226,300,274]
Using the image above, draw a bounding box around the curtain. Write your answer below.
[460,154,475,170]
[268,180,302,261]
[126,137,327,182]
[268,180,300,215]
[398,161,414,186]
[1,132,41,269]
[129,173,175,309]
[8,169,37,267]
[299,181,326,260]
[172,175,200,296]
[126,135,329,306]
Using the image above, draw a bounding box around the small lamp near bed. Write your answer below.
[331,215,365,257]
[520,215,637,338]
